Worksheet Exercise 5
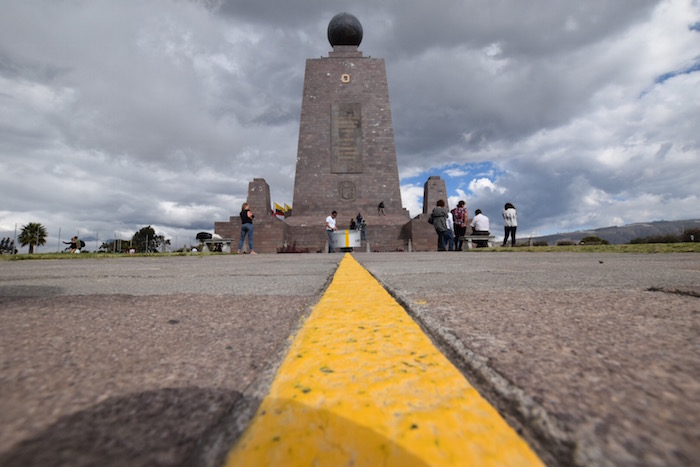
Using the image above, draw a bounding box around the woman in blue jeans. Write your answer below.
[237,203,257,254]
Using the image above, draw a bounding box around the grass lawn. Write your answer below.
[1,243,699,260]
[479,242,700,253]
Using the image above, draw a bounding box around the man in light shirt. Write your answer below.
[325,210,338,253]
[444,210,455,251]
[470,209,490,248]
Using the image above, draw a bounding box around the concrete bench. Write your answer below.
[459,235,495,249]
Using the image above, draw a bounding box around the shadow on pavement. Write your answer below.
[0,387,240,467]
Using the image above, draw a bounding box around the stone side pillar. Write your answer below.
[247,178,272,219]
[423,176,449,213]
[215,178,285,254]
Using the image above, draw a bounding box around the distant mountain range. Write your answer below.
[529,219,700,245]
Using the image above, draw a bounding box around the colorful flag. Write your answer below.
[274,203,285,220]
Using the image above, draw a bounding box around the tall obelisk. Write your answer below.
[288,13,408,233]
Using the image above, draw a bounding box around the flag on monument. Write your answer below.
[275,203,285,220]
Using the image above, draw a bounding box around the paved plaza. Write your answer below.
[0,252,698,466]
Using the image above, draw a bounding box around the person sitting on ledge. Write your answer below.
[470,209,490,248]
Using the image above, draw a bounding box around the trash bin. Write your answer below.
[332,229,361,250]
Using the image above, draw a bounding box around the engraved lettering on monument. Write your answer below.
[331,102,362,173]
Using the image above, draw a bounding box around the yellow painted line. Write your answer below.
[226,254,543,466]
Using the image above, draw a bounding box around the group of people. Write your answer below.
[429,200,518,251]
[63,236,84,253]
[349,213,367,241]
[235,203,372,255]
[236,200,518,254]
[325,211,367,253]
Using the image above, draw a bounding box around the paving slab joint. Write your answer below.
[364,271,607,467]
[647,286,700,297]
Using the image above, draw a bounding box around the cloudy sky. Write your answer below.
[1,0,698,251]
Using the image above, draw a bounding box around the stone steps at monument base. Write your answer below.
[214,215,442,253]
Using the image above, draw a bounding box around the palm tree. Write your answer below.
[18,222,48,254]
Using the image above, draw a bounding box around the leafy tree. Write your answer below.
[18,222,48,254]
[131,226,167,253]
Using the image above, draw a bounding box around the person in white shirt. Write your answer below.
[325,210,338,253]
[502,202,518,247]
[470,209,490,248]
[444,210,455,251]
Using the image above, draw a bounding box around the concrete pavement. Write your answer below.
[0,252,698,466]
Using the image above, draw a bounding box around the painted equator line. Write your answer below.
[226,254,543,466]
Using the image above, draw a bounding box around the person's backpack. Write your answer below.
[79,240,86,248]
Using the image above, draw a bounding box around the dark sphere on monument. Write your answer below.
[327,13,363,47]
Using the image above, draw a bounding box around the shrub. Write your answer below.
[682,228,700,242]
[646,234,680,244]
[580,236,609,245]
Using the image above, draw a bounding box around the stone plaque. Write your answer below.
[331,102,362,173]
[338,181,355,200]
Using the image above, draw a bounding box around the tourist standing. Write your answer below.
[452,200,468,251]
[502,202,518,247]
[356,212,366,241]
[445,209,455,251]
[429,200,449,251]
[325,210,338,253]
[237,203,257,254]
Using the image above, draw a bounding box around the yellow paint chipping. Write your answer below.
[226,254,543,466]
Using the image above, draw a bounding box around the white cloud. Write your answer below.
[444,168,468,178]
[400,184,426,217]
[469,178,506,195]
[0,0,698,250]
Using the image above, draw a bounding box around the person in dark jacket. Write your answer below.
[237,203,257,254]
[429,200,449,251]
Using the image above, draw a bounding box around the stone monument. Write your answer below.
[215,13,442,253]
[284,12,411,251]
